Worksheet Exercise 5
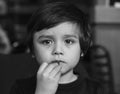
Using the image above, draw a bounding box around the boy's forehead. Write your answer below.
[34,22,80,37]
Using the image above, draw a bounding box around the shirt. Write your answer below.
[10,72,105,94]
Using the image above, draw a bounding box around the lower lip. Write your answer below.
[58,62,61,65]
[54,62,65,66]
[59,62,66,67]
[54,62,62,65]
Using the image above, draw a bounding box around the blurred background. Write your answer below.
[0,0,120,94]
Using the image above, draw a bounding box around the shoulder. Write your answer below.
[85,77,105,94]
[10,75,36,94]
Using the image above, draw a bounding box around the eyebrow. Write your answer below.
[63,35,79,39]
[38,34,79,39]
[38,35,53,39]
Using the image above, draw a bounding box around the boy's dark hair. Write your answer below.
[27,1,92,55]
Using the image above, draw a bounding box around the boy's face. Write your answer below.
[33,22,81,75]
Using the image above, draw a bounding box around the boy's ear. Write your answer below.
[80,52,84,57]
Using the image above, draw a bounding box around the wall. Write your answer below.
[92,6,120,94]
[95,24,120,94]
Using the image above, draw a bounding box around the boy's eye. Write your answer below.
[65,39,75,45]
[40,40,53,45]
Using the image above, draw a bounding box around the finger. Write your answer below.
[43,63,58,76]
[54,68,62,81]
[37,62,48,74]
[49,65,62,78]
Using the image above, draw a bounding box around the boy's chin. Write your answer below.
[60,68,74,76]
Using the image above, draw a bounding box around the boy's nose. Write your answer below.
[52,43,64,55]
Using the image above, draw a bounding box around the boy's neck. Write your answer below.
[58,70,78,84]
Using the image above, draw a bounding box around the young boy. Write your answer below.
[10,2,105,94]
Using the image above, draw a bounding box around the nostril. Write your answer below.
[54,51,63,55]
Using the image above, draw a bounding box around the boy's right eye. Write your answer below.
[39,40,53,45]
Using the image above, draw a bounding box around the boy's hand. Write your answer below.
[35,62,62,94]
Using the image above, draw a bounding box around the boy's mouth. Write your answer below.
[50,60,66,65]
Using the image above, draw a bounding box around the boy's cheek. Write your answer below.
[35,53,52,64]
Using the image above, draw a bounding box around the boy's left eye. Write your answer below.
[64,39,75,45]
